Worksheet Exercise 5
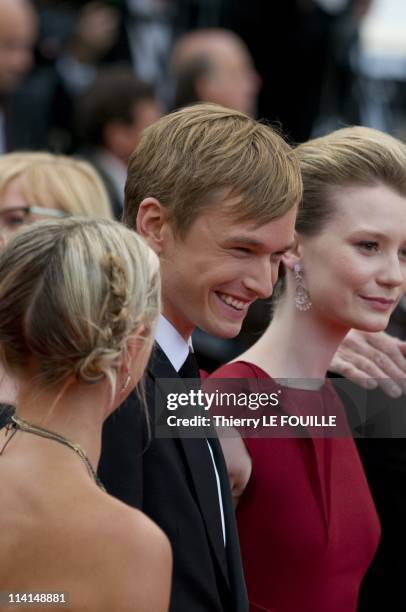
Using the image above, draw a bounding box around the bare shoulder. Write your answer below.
[110,501,172,567]
[1,481,171,612]
[87,495,172,612]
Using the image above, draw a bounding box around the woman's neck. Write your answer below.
[15,379,111,473]
[240,298,349,384]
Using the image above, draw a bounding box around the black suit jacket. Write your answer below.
[332,304,406,611]
[98,346,248,612]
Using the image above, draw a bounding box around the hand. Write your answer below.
[218,429,252,507]
[330,329,406,397]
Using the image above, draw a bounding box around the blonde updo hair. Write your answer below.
[0,218,160,395]
[295,125,406,235]
[0,152,112,218]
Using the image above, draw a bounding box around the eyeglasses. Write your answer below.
[0,206,69,232]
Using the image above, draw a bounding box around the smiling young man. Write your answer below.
[99,103,302,612]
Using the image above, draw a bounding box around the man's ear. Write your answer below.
[281,233,303,271]
[136,197,167,254]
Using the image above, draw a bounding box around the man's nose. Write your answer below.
[243,258,276,300]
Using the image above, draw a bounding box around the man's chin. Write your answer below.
[202,320,243,340]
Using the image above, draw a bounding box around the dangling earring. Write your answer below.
[122,373,131,391]
[294,263,312,311]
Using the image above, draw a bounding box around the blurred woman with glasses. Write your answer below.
[0,152,112,239]
[0,152,112,402]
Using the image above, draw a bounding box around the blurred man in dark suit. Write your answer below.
[0,0,37,152]
[76,66,162,218]
[170,28,260,117]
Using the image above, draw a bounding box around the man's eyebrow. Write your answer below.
[224,236,294,252]
[273,242,294,253]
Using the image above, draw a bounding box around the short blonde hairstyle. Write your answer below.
[0,218,160,395]
[124,103,302,235]
[295,126,406,235]
[0,152,112,218]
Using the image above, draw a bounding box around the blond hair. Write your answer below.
[0,218,160,395]
[295,126,406,235]
[124,103,302,235]
[0,152,112,218]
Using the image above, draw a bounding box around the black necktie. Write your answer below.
[178,351,200,379]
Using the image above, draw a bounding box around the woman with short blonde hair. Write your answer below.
[0,152,112,239]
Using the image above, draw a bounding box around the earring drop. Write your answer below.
[294,263,312,311]
[122,374,131,391]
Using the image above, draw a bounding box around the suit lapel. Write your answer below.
[149,345,229,586]
[210,435,248,608]
[178,435,229,583]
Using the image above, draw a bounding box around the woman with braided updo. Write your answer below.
[0,218,171,611]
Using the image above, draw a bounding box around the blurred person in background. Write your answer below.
[16,0,235,152]
[0,152,112,240]
[170,28,261,116]
[41,0,121,152]
[355,0,406,134]
[0,0,37,152]
[0,152,112,402]
[26,0,171,151]
[75,65,162,219]
[0,217,171,611]
[228,0,370,142]
[25,0,238,152]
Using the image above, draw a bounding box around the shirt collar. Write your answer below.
[155,314,193,372]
